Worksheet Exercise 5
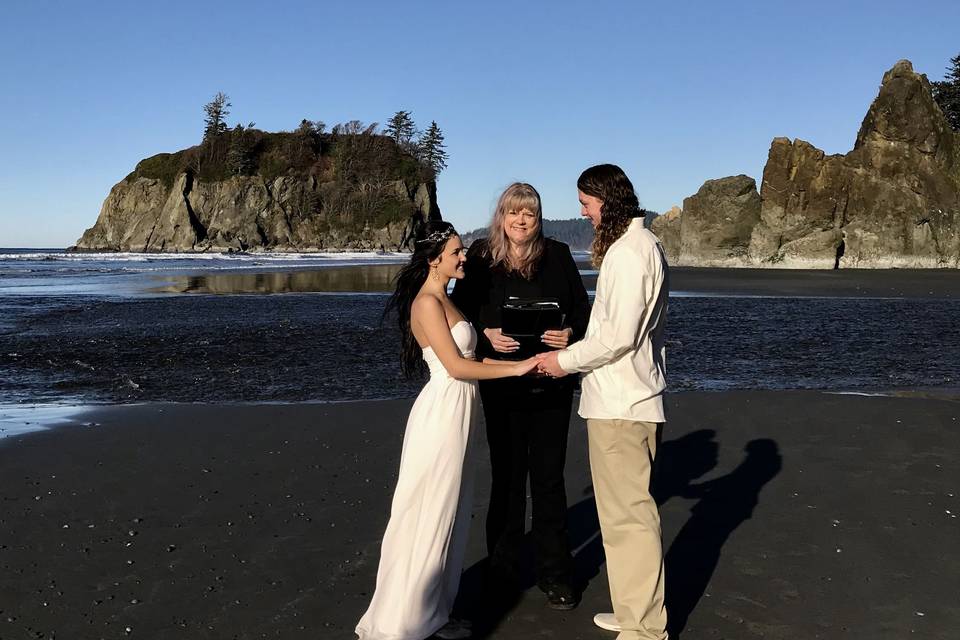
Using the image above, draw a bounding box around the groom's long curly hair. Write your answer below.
[578,164,647,268]
[383,220,459,378]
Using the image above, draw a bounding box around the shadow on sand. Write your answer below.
[663,438,782,637]
[454,431,782,639]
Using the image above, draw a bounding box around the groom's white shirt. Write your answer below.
[556,218,668,422]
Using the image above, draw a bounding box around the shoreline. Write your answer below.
[5,385,960,440]
[9,263,960,298]
[12,246,960,270]
[1,391,957,639]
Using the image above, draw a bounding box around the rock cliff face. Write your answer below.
[75,173,439,252]
[653,60,960,268]
[651,206,681,263]
[750,60,960,268]
[678,176,761,266]
[74,132,442,252]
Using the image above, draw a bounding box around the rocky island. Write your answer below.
[653,60,960,268]
[73,114,444,253]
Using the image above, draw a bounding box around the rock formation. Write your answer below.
[651,206,681,263]
[749,60,960,268]
[652,60,960,268]
[73,132,441,252]
[678,176,760,266]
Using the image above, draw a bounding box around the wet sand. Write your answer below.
[1,391,958,639]
[144,264,960,298]
[7,290,958,405]
[666,267,960,299]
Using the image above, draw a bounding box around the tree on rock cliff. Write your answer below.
[418,121,448,178]
[385,110,418,150]
[203,92,232,140]
[297,119,326,135]
[227,125,256,175]
[932,53,960,131]
[332,120,379,135]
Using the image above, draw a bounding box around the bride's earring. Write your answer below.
[431,266,439,282]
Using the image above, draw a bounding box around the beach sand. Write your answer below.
[1,391,958,639]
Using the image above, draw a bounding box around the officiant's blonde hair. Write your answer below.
[484,182,545,279]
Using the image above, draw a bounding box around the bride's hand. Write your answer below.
[512,356,541,377]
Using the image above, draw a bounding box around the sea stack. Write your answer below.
[652,59,960,268]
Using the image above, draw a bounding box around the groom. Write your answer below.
[537,164,669,640]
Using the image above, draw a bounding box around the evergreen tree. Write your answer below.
[295,119,326,135]
[385,110,417,148]
[932,53,960,131]
[292,119,322,166]
[227,125,255,175]
[203,92,232,141]
[418,121,448,177]
[297,118,316,135]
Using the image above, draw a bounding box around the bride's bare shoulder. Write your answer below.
[411,293,445,319]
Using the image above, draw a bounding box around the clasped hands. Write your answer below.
[483,327,570,378]
[534,350,568,378]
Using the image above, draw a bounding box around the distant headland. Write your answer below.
[72,105,446,253]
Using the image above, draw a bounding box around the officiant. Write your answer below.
[451,182,590,610]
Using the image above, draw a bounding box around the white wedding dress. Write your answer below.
[356,321,480,640]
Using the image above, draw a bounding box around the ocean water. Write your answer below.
[1,249,959,405]
[0,248,410,297]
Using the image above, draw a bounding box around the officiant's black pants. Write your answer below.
[480,380,574,589]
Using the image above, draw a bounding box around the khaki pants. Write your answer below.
[588,419,668,640]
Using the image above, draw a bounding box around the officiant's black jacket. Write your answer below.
[451,238,590,397]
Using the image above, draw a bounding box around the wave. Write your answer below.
[0,251,410,262]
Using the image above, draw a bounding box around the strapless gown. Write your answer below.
[356,321,480,640]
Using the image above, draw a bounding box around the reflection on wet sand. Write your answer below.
[151,264,600,295]
[146,261,960,299]
[150,265,405,294]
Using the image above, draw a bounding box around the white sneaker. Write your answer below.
[593,613,621,632]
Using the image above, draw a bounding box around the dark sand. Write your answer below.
[667,267,960,299]
[6,272,960,405]
[1,391,958,639]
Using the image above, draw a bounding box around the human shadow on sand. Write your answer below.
[453,428,725,638]
[665,438,782,638]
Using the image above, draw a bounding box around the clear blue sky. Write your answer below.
[1,0,957,247]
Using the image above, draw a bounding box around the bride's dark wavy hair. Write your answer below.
[383,220,459,378]
[578,164,648,267]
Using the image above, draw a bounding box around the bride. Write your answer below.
[356,221,539,640]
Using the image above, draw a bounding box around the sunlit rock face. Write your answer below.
[651,206,682,264]
[749,60,960,268]
[75,173,440,253]
[677,175,760,267]
[651,60,960,268]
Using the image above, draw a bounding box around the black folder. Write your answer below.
[499,298,565,359]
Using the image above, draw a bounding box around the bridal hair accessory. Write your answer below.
[416,228,456,246]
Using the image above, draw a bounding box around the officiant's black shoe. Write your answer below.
[542,581,579,611]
